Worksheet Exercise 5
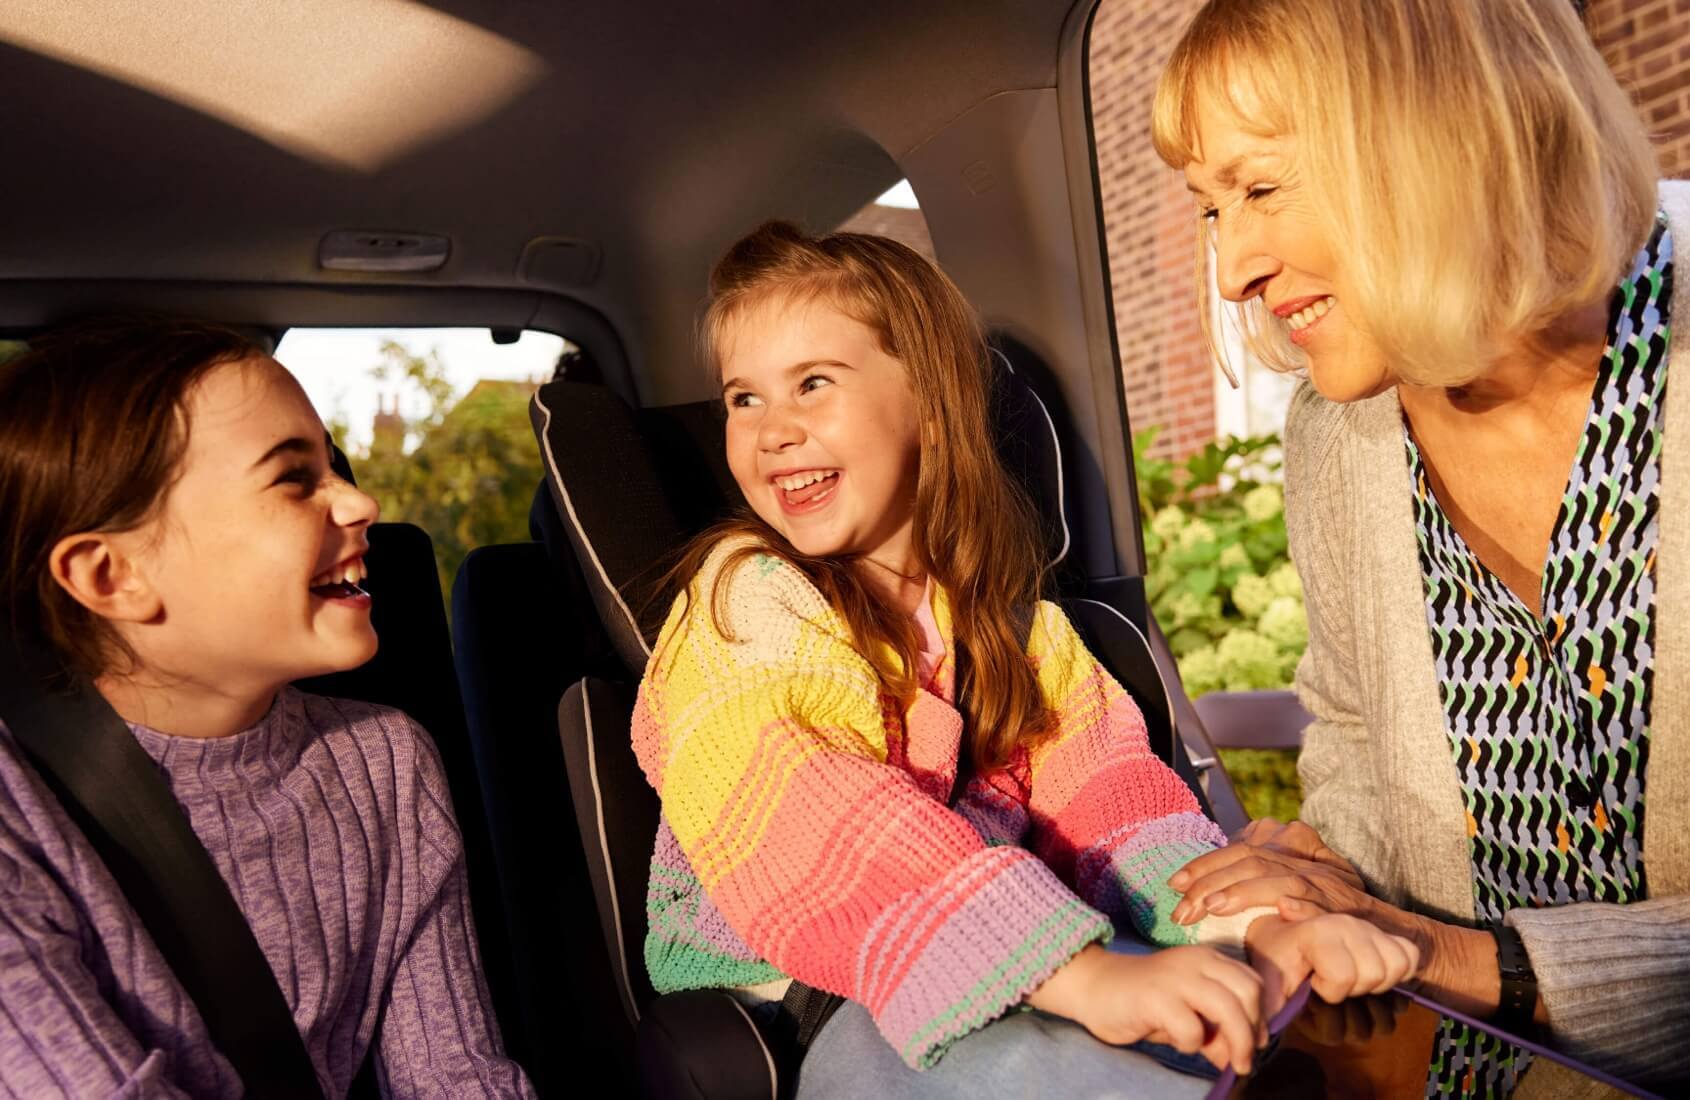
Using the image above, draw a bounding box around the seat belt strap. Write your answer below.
[0,641,324,1099]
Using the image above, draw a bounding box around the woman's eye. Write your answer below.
[1246,185,1278,202]
[1199,206,1219,222]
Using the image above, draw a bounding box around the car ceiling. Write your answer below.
[0,0,1079,401]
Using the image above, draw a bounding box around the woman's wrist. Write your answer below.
[1406,915,1500,1018]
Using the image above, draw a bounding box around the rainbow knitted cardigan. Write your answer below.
[631,538,1261,1069]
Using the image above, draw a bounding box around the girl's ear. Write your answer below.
[49,532,163,625]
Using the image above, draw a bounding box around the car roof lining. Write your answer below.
[0,0,1075,404]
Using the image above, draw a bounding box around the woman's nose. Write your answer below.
[1212,212,1279,303]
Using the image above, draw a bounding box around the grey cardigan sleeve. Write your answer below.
[1506,897,1690,1087]
[1283,385,1400,900]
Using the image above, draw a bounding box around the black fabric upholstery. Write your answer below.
[531,380,696,675]
[450,543,633,1096]
[555,678,659,1022]
[637,991,780,1100]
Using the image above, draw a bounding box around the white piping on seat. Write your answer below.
[991,348,1070,567]
[721,995,780,1100]
[534,393,653,661]
[581,682,641,1025]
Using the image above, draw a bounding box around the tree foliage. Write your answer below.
[336,342,543,604]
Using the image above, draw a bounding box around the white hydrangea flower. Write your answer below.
[1151,505,1188,541]
[1177,517,1217,551]
[1216,629,1285,691]
[1242,483,1284,523]
[1267,561,1304,600]
[1177,645,1224,697]
[1258,596,1308,651]
[1231,572,1275,619]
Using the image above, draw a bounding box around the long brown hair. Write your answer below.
[662,221,1054,770]
[0,315,258,681]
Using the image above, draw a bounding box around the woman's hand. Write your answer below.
[1168,818,1365,925]
[1246,913,1420,1008]
[1027,943,1270,1074]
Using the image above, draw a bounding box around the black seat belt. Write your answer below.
[0,639,324,1099]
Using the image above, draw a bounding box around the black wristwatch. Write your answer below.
[1490,921,1538,1033]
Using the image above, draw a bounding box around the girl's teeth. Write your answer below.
[776,471,832,490]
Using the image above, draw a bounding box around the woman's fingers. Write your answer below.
[1168,844,1261,894]
[1178,871,1325,923]
[1170,855,1296,920]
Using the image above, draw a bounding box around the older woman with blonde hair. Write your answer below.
[1149,0,1688,1093]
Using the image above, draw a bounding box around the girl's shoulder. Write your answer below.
[285,687,449,791]
[649,534,857,680]
[671,533,835,633]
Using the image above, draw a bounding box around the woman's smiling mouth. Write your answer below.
[1275,295,1336,347]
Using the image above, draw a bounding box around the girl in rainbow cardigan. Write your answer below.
[632,222,1419,1092]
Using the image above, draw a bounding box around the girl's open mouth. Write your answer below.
[309,556,372,605]
[774,469,840,515]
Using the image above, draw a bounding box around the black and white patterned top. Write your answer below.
[1406,216,1672,1097]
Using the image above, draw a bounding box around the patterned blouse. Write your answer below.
[1406,215,1673,1098]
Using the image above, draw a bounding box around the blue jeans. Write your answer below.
[793,935,1219,1099]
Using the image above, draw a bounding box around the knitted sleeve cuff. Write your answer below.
[861,845,1112,1069]
[1505,897,1690,1084]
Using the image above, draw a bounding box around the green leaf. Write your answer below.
[1181,567,1219,596]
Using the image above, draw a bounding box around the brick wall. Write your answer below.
[1587,0,1690,175]
[1089,0,1690,459]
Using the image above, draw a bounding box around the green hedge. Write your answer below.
[1135,428,1304,820]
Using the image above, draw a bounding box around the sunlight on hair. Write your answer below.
[0,0,546,173]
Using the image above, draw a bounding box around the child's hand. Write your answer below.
[1245,912,1420,1010]
[1027,943,1269,1074]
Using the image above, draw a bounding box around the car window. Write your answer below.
[274,328,567,606]
[838,179,935,259]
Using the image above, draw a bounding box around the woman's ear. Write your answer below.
[49,532,162,624]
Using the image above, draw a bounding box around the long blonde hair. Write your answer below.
[661,221,1054,770]
[1152,0,1659,387]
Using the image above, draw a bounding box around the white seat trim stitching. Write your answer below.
[535,393,652,660]
[581,682,642,1025]
[721,995,780,1100]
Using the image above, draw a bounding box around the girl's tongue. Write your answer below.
[783,472,838,506]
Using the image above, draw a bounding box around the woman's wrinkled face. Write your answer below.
[719,294,923,563]
[1183,94,1394,403]
[123,356,381,689]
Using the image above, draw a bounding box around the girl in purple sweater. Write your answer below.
[0,317,534,1097]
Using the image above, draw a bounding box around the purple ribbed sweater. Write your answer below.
[0,687,534,1098]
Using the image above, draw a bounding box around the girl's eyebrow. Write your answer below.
[720,359,854,395]
[249,436,317,469]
